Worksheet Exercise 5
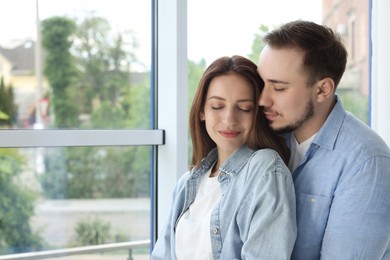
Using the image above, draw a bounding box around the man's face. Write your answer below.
[257,45,317,135]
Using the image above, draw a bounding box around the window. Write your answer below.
[1,0,390,258]
[187,0,370,125]
[0,1,161,259]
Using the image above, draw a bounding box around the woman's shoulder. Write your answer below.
[248,148,291,176]
[251,148,283,161]
[171,170,191,191]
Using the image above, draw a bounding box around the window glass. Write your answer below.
[322,0,370,123]
[0,0,151,130]
[0,0,153,258]
[0,146,150,258]
[187,0,370,127]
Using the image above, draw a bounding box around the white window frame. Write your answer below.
[371,0,390,146]
[154,0,188,241]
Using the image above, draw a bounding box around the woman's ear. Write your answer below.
[316,77,335,103]
[200,112,205,122]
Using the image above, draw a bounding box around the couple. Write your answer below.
[152,20,390,259]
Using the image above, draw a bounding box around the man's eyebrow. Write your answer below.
[267,79,289,85]
[257,69,289,85]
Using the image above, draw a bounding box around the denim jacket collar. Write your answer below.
[191,144,256,180]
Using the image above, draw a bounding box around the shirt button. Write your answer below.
[212,228,218,234]
[311,197,316,203]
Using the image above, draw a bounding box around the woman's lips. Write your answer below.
[219,131,241,138]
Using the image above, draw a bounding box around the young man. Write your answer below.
[257,20,390,259]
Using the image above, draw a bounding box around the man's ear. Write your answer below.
[316,77,335,103]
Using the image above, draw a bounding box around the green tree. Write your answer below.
[337,89,369,124]
[0,111,8,120]
[72,14,138,114]
[0,149,43,254]
[39,148,68,199]
[0,77,17,127]
[41,16,79,128]
[187,59,207,163]
[248,24,269,63]
[40,14,151,200]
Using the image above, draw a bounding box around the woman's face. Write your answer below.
[201,73,255,157]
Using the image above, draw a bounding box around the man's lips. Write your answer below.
[219,131,241,138]
[263,111,278,121]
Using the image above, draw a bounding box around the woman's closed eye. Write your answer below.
[238,107,253,112]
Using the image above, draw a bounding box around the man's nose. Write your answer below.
[259,87,271,107]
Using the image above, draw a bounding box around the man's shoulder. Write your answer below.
[340,112,390,156]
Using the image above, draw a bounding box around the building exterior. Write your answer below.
[323,0,370,96]
[0,40,48,127]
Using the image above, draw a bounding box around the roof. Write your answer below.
[0,40,35,73]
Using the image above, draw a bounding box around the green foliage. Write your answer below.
[0,77,18,127]
[39,148,68,199]
[72,14,138,111]
[73,218,111,246]
[187,59,206,111]
[187,59,207,163]
[72,217,130,246]
[0,111,9,120]
[121,77,151,129]
[0,149,43,254]
[42,16,79,128]
[41,146,150,199]
[337,89,369,124]
[248,24,269,64]
[41,14,150,199]
[91,101,127,128]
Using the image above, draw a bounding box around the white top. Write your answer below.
[288,133,317,172]
[175,167,222,260]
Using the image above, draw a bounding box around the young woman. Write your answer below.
[152,55,296,259]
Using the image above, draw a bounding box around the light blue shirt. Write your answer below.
[290,96,390,259]
[152,145,297,260]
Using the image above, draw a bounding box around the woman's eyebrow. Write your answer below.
[208,96,254,103]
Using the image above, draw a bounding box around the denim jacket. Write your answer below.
[151,145,297,260]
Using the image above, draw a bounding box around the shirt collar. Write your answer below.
[313,95,346,150]
[283,95,346,151]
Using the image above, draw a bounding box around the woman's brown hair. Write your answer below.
[189,55,289,168]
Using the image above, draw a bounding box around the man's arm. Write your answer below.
[320,156,390,259]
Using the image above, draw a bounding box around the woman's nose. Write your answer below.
[223,108,237,125]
